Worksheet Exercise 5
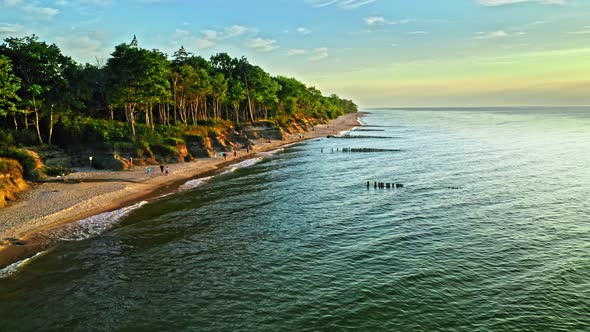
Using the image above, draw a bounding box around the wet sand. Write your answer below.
[0,113,362,269]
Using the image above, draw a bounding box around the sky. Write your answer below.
[1,0,589,107]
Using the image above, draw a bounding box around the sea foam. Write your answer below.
[45,201,148,241]
[180,176,214,190]
[0,251,47,278]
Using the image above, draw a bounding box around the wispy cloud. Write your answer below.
[297,27,311,34]
[169,24,250,50]
[3,0,23,6]
[364,16,410,26]
[287,47,329,60]
[3,0,60,18]
[0,22,28,36]
[309,47,328,60]
[23,4,59,18]
[307,0,376,10]
[477,0,565,6]
[288,49,306,55]
[246,38,279,52]
[224,25,248,38]
[473,30,526,39]
[365,16,385,25]
[193,38,215,49]
[474,30,509,39]
[55,33,108,62]
[568,26,590,34]
[407,31,428,34]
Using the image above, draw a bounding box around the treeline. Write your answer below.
[0,35,357,147]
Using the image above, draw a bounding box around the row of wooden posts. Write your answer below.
[320,148,400,153]
[368,182,404,189]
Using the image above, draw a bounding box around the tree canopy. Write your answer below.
[0,35,358,146]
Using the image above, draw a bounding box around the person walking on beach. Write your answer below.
[129,156,133,170]
[234,150,237,158]
[159,164,164,174]
[165,165,169,176]
[146,167,151,176]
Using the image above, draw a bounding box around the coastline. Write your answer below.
[0,113,362,269]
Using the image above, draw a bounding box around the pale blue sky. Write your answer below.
[1,0,589,107]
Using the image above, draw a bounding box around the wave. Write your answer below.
[0,251,47,279]
[44,201,148,242]
[221,157,264,174]
[180,176,214,190]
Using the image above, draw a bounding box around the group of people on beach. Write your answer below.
[146,164,169,176]
[214,144,251,161]
[132,142,255,176]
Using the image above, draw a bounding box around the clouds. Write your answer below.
[246,38,278,52]
[309,47,328,60]
[568,26,590,35]
[54,33,108,62]
[225,25,248,38]
[287,47,329,61]
[169,24,251,50]
[288,49,306,56]
[364,16,385,25]
[2,0,59,19]
[364,16,410,26]
[0,23,27,36]
[306,0,376,10]
[477,0,565,6]
[297,27,311,34]
[474,30,509,39]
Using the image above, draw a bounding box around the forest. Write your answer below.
[0,34,357,175]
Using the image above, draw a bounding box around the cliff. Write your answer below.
[0,158,29,208]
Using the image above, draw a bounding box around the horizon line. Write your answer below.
[362,105,590,109]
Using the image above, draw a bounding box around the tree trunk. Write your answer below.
[33,96,44,145]
[126,104,136,137]
[12,112,18,130]
[48,105,54,145]
[244,77,255,123]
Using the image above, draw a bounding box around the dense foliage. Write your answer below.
[0,35,357,149]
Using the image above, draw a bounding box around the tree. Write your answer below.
[226,79,246,122]
[0,55,21,126]
[0,35,75,144]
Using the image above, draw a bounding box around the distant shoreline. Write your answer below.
[0,113,363,270]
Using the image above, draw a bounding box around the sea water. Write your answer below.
[0,108,589,331]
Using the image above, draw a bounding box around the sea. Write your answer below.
[1,107,589,331]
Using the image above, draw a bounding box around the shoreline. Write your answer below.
[0,113,363,269]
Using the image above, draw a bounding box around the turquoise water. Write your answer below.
[1,108,589,331]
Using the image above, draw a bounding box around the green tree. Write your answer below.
[0,35,75,144]
[0,55,21,125]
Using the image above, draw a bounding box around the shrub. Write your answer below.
[0,147,40,180]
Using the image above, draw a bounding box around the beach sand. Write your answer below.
[0,113,362,268]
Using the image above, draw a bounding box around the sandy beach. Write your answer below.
[0,113,362,268]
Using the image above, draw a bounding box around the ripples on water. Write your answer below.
[1,108,589,331]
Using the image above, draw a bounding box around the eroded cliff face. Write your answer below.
[0,158,29,209]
